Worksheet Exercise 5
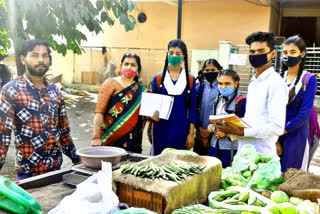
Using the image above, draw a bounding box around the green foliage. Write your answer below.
[0,0,11,54]
[0,0,137,55]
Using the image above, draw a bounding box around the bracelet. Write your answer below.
[238,128,244,136]
[91,135,101,140]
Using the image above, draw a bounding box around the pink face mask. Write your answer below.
[120,69,138,78]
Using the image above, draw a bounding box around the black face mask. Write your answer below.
[249,51,271,68]
[282,55,301,67]
[204,71,218,83]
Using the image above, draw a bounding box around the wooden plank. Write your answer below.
[16,168,73,190]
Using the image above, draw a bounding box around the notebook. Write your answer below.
[209,114,250,128]
[139,92,174,120]
[209,114,250,141]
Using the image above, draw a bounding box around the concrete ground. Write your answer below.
[0,90,319,182]
[0,90,151,182]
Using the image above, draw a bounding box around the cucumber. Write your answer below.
[230,174,248,183]
[267,185,278,192]
[220,190,240,198]
[212,193,224,202]
[253,199,266,207]
[248,193,256,205]
[220,180,229,190]
[228,186,278,207]
[224,199,240,205]
[249,163,258,172]
[226,178,245,187]
[260,154,272,163]
[208,199,261,213]
[239,192,249,202]
[242,171,252,179]
[232,193,240,200]
[253,154,260,164]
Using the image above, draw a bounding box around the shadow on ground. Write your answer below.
[1,90,320,182]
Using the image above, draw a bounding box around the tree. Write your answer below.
[0,0,137,56]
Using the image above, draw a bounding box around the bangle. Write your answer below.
[238,128,244,136]
[91,135,101,140]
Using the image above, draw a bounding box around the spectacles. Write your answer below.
[204,69,217,72]
[124,51,137,57]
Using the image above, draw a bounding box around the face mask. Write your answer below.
[204,72,218,82]
[218,85,234,97]
[282,55,301,67]
[120,69,137,78]
[249,51,271,68]
[168,54,182,66]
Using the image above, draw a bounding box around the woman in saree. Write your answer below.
[91,52,147,153]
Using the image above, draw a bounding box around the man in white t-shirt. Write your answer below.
[215,31,288,155]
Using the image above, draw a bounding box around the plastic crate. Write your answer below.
[117,182,166,213]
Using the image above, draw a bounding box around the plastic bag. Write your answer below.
[161,148,199,156]
[231,144,283,190]
[48,161,119,214]
[113,208,157,214]
[221,167,233,180]
[248,156,283,189]
[231,144,259,173]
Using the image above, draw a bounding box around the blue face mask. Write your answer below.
[218,85,234,96]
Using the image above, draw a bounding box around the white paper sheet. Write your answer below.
[229,53,247,66]
[139,92,174,120]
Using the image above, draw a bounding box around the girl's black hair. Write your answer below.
[196,58,223,109]
[16,39,51,76]
[213,69,240,115]
[120,51,141,82]
[102,46,107,55]
[159,39,191,106]
[201,58,223,71]
[280,35,306,104]
[197,58,223,85]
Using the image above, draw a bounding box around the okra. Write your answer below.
[121,161,205,183]
[167,173,179,182]
[150,162,156,172]
[121,165,130,173]
[123,165,134,174]
[134,166,142,176]
[130,166,137,174]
